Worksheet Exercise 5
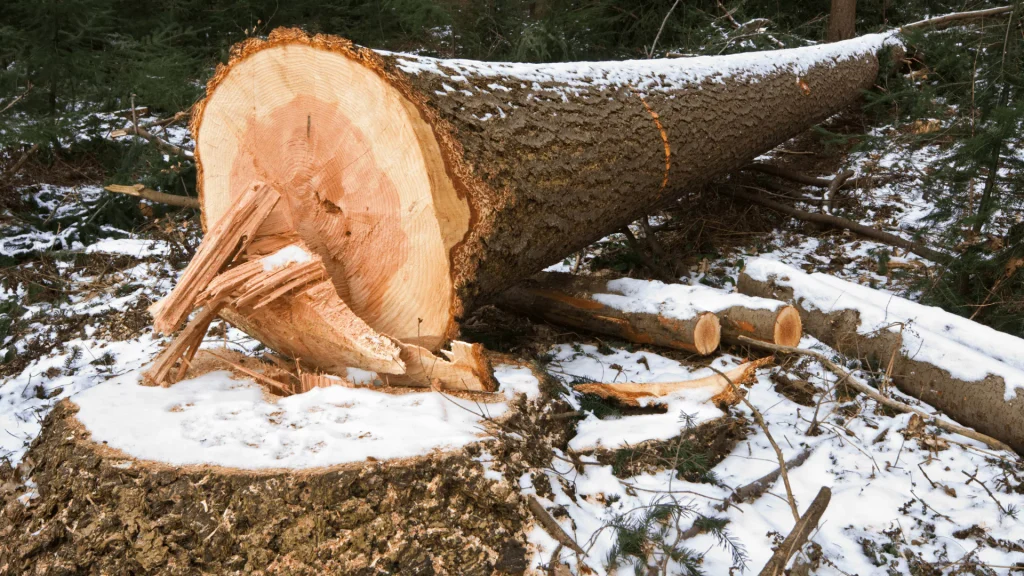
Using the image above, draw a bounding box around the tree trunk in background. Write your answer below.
[189,27,887,375]
[827,0,857,42]
[739,272,1024,454]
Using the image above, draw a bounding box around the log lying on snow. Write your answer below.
[738,258,1024,453]
[180,27,894,382]
[495,272,801,354]
[496,272,721,354]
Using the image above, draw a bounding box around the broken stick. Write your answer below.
[757,486,831,576]
[104,184,199,209]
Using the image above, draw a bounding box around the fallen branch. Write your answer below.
[527,495,585,555]
[574,360,766,407]
[902,6,1014,32]
[3,143,39,178]
[825,169,855,213]
[725,447,814,506]
[620,225,675,283]
[736,336,1013,453]
[111,123,193,158]
[757,486,832,576]
[723,187,953,264]
[744,163,832,188]
[0,82,32,116]
[104,184,199,208]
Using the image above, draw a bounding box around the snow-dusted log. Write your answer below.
[495,272,801,353]
[496,272,721,354]
[189,28,893,375]
[738,258,1024,454]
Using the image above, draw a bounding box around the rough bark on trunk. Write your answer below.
[827,0,857,42]
[739,272,1024,454]
[190,27,889,376]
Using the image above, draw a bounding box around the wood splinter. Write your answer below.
[574,358,769,407]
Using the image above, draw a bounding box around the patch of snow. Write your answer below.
[85,238,170,258]
[261,244,311,271]
[494,364,541,399]
[74,369,509,469]
[594,276,783,320]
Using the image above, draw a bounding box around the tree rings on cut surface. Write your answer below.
[193,29,469,359]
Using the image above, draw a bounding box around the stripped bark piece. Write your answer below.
[144,301,225,387]
[496,273,721,355]
[150,182,279,334]
[388,341,497,392]
[719,304,802,347]
[574,359,767,407]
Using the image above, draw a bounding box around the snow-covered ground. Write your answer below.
[74,364,539,469]
[2,103,1023,574]
[526,340,1024,575]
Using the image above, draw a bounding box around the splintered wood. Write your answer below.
[150,182,280,334]
[144,182,493,392]
[574,358,770,407]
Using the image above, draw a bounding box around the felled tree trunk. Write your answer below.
[188,27,890,377]
[738,266,1024,454]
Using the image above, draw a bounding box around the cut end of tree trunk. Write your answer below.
[774,305,803,347]
[694,312,722,355]
[193,28,470,351]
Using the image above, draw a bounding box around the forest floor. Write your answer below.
[1,106,1023,575]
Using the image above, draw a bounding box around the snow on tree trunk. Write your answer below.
[189,27,894,376]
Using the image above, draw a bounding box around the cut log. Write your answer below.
[496,272,720,355]
[495,272,801,352]
[189,28,893,373]
[738,258,1024,454]
[574,359,765,406]
[719,302,802,348]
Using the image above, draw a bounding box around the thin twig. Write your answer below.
[709,365,800,522]
[648,0,682,58]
